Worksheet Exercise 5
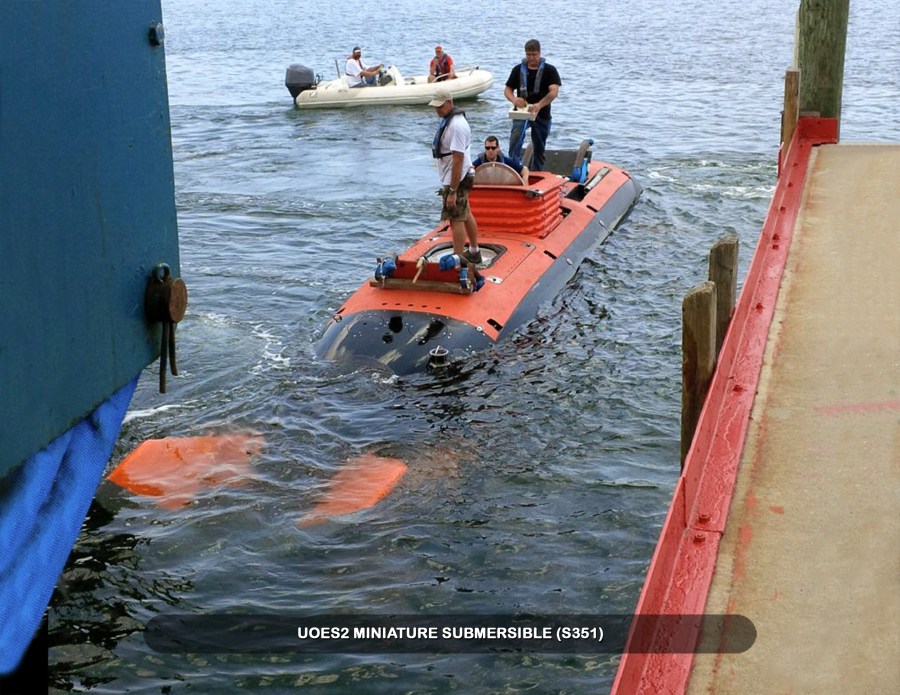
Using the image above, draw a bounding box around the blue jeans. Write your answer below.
[349,75,377,88]
[509,117,552,171]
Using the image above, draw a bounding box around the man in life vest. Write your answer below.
[472,135,530,182]
[429,88,481,266]
[428,45,456,83]
[345,46,383,88]
[504,39,561,171]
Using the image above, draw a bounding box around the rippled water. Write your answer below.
[49,1,899,692]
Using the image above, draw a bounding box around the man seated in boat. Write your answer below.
[345,46,383,88]
[428,45,456,83]
[472,135,530,182]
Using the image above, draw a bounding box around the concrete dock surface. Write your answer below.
[687,143,900,693]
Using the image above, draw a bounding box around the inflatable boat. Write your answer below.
[285,63,493,108]
[316,142,641,375]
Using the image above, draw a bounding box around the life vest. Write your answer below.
[518,58,546,100]
[431,107,467,159]
[431,55,451,78]
[475,151,512,168]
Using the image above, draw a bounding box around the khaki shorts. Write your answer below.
[440,173,475,222]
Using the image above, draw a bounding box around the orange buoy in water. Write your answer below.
[299,453,407,527]
[108,434,263,510]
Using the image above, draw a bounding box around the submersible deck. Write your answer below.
[612,117,900,694]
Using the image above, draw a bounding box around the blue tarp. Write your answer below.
[0,376,137,673]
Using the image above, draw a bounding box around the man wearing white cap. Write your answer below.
[429,89,481,265]
[345,46,383,88]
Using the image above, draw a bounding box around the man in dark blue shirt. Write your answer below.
[504,39,561,171]
[472,135,530,182]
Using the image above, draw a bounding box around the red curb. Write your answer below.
[610,117,839,695]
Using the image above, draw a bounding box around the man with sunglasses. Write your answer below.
[472,135,530,182]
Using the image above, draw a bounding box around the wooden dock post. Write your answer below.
[797,0,849,136]
[708,234,739,356]
[681,281,717,467]
[781,68,801,151]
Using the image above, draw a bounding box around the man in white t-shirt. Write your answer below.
[429,89,480,265]
[345,47,383,88]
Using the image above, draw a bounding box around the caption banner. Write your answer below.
[145,614,756,654]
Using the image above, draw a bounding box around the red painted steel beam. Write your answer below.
[609,117,839,695]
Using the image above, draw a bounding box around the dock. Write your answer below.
[689,135,899,689]
[611,118,899,692]
[610,3,898,690]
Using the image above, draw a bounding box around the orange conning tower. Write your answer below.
[468,172,566,237]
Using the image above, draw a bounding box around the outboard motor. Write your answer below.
[285,64,316,99]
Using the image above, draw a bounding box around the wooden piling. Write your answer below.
[797,0,849,136]
[781,68,801,151]
[708,234,739,356]
[681,281,717,467]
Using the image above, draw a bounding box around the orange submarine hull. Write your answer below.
[317,144,641,375]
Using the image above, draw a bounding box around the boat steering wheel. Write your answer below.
[473,162,525,186]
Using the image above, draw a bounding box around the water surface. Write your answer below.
[49,1,899,692]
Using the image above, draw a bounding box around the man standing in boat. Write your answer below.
[429,88,481,265]
[428,45,456,83]
[345,46,383,88]
[504,39,561,171]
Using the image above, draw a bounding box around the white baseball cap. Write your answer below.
[428,88,452,107]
